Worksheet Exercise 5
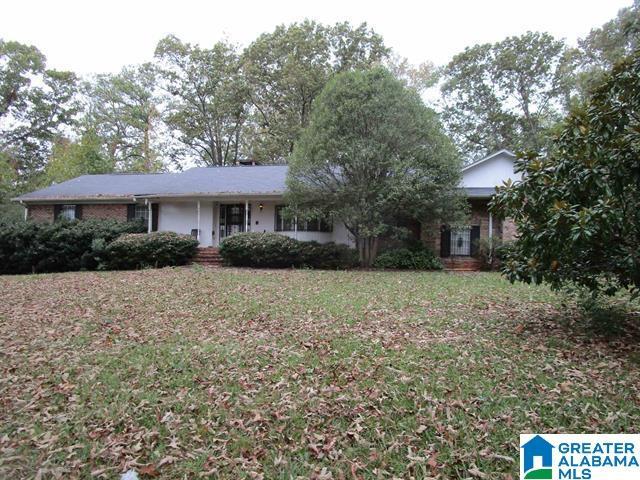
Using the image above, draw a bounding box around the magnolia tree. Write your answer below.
[286,68,464,266]
[491,50,640,296]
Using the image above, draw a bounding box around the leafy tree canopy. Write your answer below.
[441,32,574,161]
[155,35,248,166]
[242,20,389,163]
[0,39,78,187]
[491,49,640,296]
[43,129,114,185]
[576,0,640,94]
[84,64,164,172]
[287,67,464,266]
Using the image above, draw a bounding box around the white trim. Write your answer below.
[16,197,140,204]
[462,149,515,172]
[135,192,284,200]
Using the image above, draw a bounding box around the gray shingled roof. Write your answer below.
[15,165,499,202]
[14,166,289,201]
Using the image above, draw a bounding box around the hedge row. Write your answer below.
[373,246,443,270]
[219,232,359,269]
[0,219,198,274]
[101,232,199,270]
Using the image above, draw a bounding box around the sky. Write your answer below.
[1,0,632,76]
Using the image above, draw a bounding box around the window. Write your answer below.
[59,205,77,220]
[274,205,332,232]
[133,204,148,222]
[297,217,333,233]
[274,205,294,231]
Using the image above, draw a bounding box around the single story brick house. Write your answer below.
[13,149,519,261]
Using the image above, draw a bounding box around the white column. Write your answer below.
[214,202,220,246]
[24,205,28,221]
[245,200,249,232]
[196,200,201,241]
[147,200,152,233]
[294,215,298,240]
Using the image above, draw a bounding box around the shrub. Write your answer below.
[298,241,359,269]
[219,232,358,269]
[475,238,504,271]
[373,246,442,270]
[0,219,145,274]
[101,231,199,270]
[220,232,299,268]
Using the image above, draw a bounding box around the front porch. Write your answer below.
[139,196,354,248]
[150,197,280,248]
[421,198,505,266]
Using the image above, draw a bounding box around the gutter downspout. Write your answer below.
[488,212,493,240]
[488,211,493,265]
[20,201,28,221]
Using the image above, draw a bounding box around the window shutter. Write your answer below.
[127,204,136,221]
[440,226,451,257]
[151,204,159,231]
[470,225,481,256]
[75,205,82,220]
[53,204,62,221]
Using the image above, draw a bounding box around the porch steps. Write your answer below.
[441,256,482,272]
[192,247,223,267]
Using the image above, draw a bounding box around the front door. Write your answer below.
[450,227,471,256]
[219,204,250,240]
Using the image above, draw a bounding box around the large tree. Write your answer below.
[287,68,463,266]
[242,21,389,162]
[491,49,640,297]
[441,32,574,161]
[576,0,640,96]
[43,129,114,184]
[84,64,163,172]
[0,39,78,188]
[155,36,247,166]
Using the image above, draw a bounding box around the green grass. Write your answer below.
[1,268,639,479]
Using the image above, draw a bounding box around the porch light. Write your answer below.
[258,203,264,211]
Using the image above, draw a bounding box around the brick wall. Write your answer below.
[82,204,128,221]
[421,199,504,256]
[27,203,129,222]
[27,204,54,222]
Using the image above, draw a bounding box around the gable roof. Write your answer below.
[14,149,514,203]
[14,165,288,202]
[461,149,515,172]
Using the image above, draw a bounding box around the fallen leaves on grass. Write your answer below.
[1,268,639,479]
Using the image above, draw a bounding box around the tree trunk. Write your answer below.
[357,236,380,267]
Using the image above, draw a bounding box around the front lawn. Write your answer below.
[1,268,639,479]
